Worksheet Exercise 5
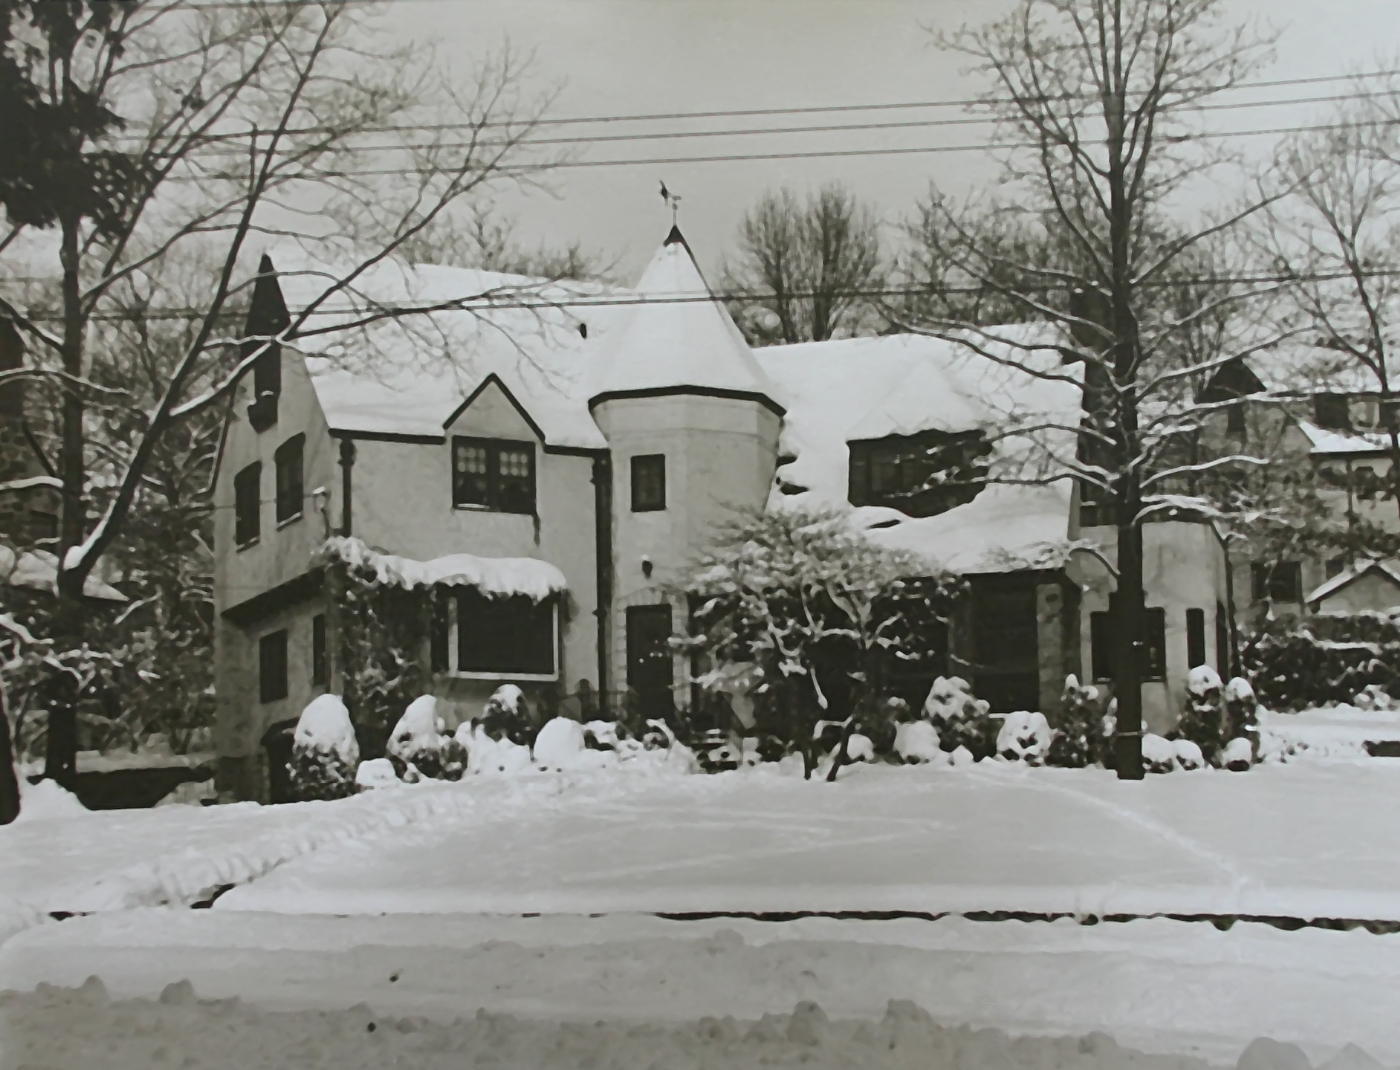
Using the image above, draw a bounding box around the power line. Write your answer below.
[10,267,1400,324]
[122,89,1397,161]
[153,116,1398,181]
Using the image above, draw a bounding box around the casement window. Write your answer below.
[1090,605,1167,682]
[311,614,327,687]
[451,437,535,513]
[274,434,304,524]
[847,430,989,518]
[234,462,261,547]
[1314,393,1352,431]
[1186,608,1206,669]
[1251,561,1302,603]
[259,629,289,703]
[630,454,666,512]
[432,587,557,679]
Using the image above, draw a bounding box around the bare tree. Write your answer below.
[725,183,886,345]
[887,0,1281,779]
[1260,82,1400,520]
[396,203,611,281]
[0,0,557,800]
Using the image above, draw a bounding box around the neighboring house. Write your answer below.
[211,227,1229,801]
[1195,344,1400,625]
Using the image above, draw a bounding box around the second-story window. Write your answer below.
[234,462,261,547]
[1314,393,1352,431]
[275,434,304,524]
[631,454,666,511]
[452,437,535,513]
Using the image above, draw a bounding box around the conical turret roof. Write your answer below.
[589,227,782,413]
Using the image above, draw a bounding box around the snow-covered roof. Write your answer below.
[4,549,126,602]
[587,228,779,411]
[322,536,566,601]
[754,326,1082,574]
[1306,560,1400,609]
[271,246,624,449]
[1298,421,1392,457]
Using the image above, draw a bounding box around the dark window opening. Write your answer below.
[631,454,666,512]
[311,614,327,687]
[1251,561,1303,603]
[234,463,261,547]
[452,437,535,514]
[274,434,304,523]
[1354,465,1380,500]
[1186,608,1206,669]
[848,430,990,518]
[430,592,450,674]
[972,583,1039,712]
[1226,402,1245,434]
[1090,603,1167,682]
[455,588,555,675]
[1314,393,1352,431]
[627,604,675,720]
[1216,601,1230,677]
[259,629,289,703]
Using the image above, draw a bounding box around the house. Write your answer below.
[211,227,1228,801]
[1194,343,1400,624]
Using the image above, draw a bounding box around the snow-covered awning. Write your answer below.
[320,536,566,602]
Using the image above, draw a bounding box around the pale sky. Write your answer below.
[381,0,1398,279]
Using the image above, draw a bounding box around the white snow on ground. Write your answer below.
[1260,706,1400,760]
[3,912,1400,1066]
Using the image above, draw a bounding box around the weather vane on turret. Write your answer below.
[659,179,681,225]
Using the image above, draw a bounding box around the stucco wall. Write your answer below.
[1073,521,1228,735]
[213,352,340,768]
[593,394,780,696]
[349,378,600,724]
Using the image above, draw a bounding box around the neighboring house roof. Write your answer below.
[1243,343,1400,396]
[4,548,126,602]
[1297,420,1392,458]
[587,227,780,412]
[754,326,1082,574]
[1306,559,1400,610]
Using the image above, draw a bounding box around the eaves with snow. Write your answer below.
[266,232,1083,577]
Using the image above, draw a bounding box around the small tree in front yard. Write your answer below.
[675,507,963,780]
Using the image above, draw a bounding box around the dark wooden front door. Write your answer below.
[971,582,1040,712]
[626,604,674,718]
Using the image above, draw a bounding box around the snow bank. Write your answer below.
[13,778,88,823]
[322,536,565,602]
[294,696,359,767]
[354,759,399,790]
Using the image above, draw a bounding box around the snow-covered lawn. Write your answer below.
[201,760,1400,922]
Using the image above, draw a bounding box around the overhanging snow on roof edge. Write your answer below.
[320,537,566,602]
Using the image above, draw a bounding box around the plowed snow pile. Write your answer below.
[1,977,1230,1070]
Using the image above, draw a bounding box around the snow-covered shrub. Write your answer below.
[1244,611,1400,710]
[996,711,1052,765]
[479,685,534,746]
[533,716,587,769]
[1141,732,1177,774]
[922,676,997,760]
[464,724,533,775]
[1175,665,1226,764]
[1223,677,1259,763]
[894,720,943,764]
[288,695,360,801]
[948,744,976,768]
[1046,675,1103,767]
[1221,736,1254,771]
[354,757,400,790]
[1354,683,1394,710]
[677,506,964,780]
[385,696,466,782]
[844,733,875,762]
[1173,738,1206,770]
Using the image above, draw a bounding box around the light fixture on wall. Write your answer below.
[641,554,653,579]
[312,486,330,538]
